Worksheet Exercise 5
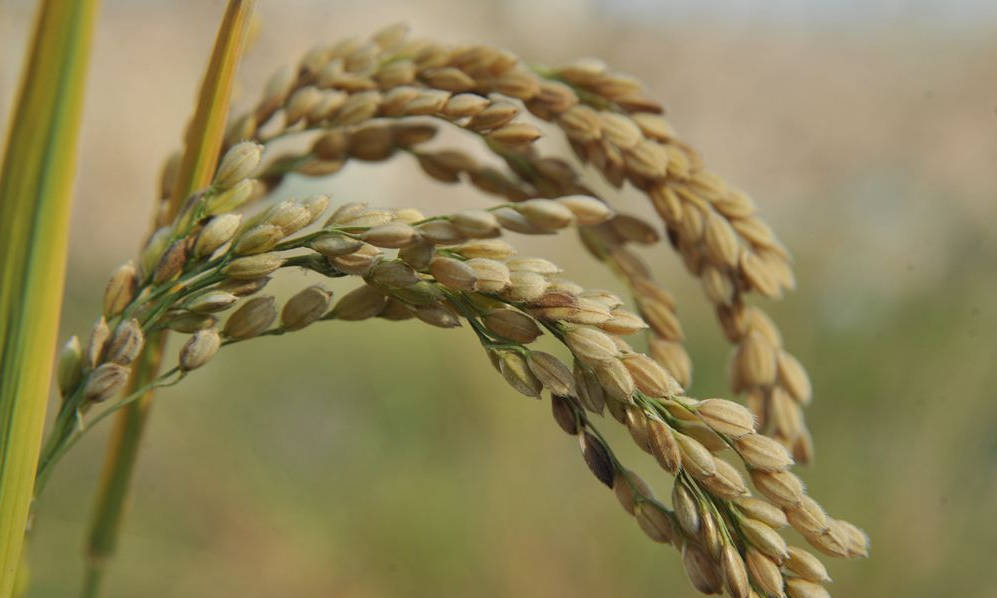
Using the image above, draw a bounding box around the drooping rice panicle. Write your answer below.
[35,24,867,598]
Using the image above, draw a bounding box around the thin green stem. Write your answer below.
[82,333,163,597]
[80,565,100,598]
[34,368,182,497]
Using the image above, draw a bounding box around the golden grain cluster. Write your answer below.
[43,24,866,598]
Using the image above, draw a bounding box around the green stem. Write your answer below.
[80,565,100,598]
[81,335,163,598]
[33,363,181,497]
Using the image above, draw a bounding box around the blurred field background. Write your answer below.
[3,0,997,596]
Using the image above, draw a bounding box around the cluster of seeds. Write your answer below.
[392,219,864,597]
[203,24,812,461]
[311,200,866,597]
[46,25,866,598]
[52,146,615,438]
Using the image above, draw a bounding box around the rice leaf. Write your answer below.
[0,0,99,595]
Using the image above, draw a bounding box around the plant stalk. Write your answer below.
[80,2,255,596]
[81,337,162,598]
[0,0,98,595]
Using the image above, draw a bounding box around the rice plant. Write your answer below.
[0,2,866,597]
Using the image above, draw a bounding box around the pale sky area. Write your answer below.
[595,0,997,27]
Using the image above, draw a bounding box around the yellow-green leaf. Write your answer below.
[165,0,258,220]
[0,1,100,595]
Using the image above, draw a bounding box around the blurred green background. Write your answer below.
[2,0,996,596]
